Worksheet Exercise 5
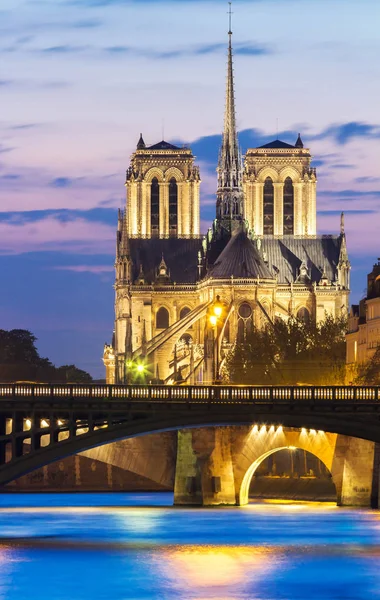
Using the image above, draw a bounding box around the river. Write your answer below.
[0,492,379,599]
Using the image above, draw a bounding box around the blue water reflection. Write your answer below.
[0,493,380,599]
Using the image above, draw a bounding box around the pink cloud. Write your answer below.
[52,265,114,274]
[318,212,379,257]
[0,216,115,254]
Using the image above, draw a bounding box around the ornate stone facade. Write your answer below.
[125,138,200,238]
[104,29,350,385]
[347,260,380,366]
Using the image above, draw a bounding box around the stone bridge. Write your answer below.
[1,383,380,507]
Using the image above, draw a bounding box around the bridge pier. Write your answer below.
[174,428,236,506]
[332,436,377,507]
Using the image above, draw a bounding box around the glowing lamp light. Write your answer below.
[277,425,283,433]
[301,428,307,434]
[41,419,49,428]
[288,446,297,451]
[25,419,32,430]
[310,429,317,435]
[209,315,218,327]
[136,364,145,374]
[127,361,133,368]
[213,305,223,318]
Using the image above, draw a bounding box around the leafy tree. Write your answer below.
[223,314,347,385]
[354,347,380,385]
[58,364,93,383]
[0,329,92,383]
[0,329,51,366]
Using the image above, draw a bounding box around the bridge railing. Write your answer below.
[0,384,379,403]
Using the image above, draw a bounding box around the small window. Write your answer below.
[151,178,159,235]
[169,178,178,235]
[263,177,274,235]
[297,307,310,323]
[283,177,294,235]
[239,303,252,319]
[180,307,191,320]
[156,307,169,329]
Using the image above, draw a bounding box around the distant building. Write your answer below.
[346,260,380,366]
[104,27,350,384]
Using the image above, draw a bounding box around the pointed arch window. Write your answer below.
[156,307,169,329]
[263,177,274,235]
[169,177,178,235]
[283,177,294,235]
[151,177,159,235]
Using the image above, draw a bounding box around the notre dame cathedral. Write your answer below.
[103,26,350,385]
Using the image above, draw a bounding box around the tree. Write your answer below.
[58,364,93,383]
[354,347,380,385]
[0,329,92,383]
[223,314,347,385]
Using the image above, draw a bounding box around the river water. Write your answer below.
[0,492,380,599]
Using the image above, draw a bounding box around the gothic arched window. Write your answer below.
[169,178,178,235]
[180,306,191,320]
[263,177,274,235]
[151,178,159,235]
[283,177,294,235]
[297,307,310,324]
[156,307,169,329]
[237,302,253,342]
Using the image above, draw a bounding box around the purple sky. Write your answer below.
[1,0,379,378]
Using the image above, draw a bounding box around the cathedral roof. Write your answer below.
[207,230,274,280]
[129,238,202,285]
[258,139,296,149]
[146,140,183,151]
[261,236,343,285]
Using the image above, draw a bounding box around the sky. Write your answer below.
[1,0,380,378]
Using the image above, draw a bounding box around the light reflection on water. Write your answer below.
[0,493,380,599]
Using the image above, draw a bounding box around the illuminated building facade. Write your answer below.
[103,25,350,384]
[346,259,380,366]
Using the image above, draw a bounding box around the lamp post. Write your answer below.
[208,296,224,385]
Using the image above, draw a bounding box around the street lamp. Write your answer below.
[208,295,224,384]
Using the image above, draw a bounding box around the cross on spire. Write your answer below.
[228,1,233,34]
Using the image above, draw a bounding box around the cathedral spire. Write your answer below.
[216,2,244,230]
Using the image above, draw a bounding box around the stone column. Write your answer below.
[177,183,183,237]
[331,435,376,507]
[253,182,264,236]
[183,182,191,236]
[193,181,200,235]
[127,181,138,236]
[174,428,236,506]
[141,181,148,237]
[308,180,317,236]
[294,183,304,236]
[273,183,283,236]
[243,182,253,231]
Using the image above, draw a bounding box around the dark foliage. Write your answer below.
[224,315,347,385]
[0,329,92,383]
[354,347,380,385]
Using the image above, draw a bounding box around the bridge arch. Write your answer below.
[233,427,338,505]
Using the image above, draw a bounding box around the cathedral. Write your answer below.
[103,25,350,385]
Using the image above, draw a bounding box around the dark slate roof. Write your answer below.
[261,236,342,284]
[207,230,274,280]
[146,140,182,151]
[258,139,296,149]
[129,238,202,284]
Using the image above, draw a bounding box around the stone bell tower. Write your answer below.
[125,137,200,238]
[243,135,317,237]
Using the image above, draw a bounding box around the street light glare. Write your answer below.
[136,364,145,373]
[209,315,218,326]
[214,305,223,317]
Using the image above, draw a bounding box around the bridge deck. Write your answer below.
[0,383,379,404]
